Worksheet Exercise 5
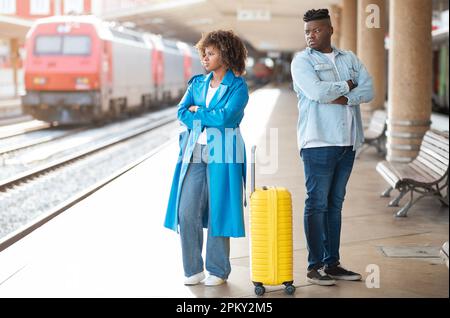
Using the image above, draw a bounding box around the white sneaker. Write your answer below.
[184,272,205,285]
[204,275,226,286]
[440,241,449,269]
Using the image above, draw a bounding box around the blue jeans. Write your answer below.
[178,144,231,279]
[300,146,355,270]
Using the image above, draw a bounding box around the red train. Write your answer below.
[21,15,204,124]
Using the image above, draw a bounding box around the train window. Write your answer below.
[110,29,144,43]
[63,36,91,55]
[35,36,62,55]
[163,39,179,50]
[35,35,91,56]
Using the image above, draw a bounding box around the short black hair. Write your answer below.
[303,8,330,22]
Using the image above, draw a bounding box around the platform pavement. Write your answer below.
[0,98,21,118]
[0,86,447,298]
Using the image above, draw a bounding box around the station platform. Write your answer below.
[0,98,21,118]
[0,86,448,298]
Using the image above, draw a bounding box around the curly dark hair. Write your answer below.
[303,8,330,22]
[196,30,248,76]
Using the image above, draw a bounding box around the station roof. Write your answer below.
[0,14,33,41]
[100,0,340,53]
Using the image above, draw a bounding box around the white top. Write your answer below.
[197,84,219,145]
[304,51,354,149]
[324,52,336,65]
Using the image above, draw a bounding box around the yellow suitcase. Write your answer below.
[250,146,295,296]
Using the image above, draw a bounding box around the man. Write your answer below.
[291,8,374,286]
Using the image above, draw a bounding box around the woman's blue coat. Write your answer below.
[164,69,249,237]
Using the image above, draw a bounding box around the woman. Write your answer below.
[164,30,249,286]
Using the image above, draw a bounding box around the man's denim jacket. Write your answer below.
[291,46,374,151]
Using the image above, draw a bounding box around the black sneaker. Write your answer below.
[307,268,336,286]
[324,265,362,281]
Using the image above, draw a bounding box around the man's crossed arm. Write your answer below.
[331,80,356,105]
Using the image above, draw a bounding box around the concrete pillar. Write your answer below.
[10,38,19,98]
[330,4,342,48]
[387,0,432,162]
[340,0,357,53]
[357,0,387,127]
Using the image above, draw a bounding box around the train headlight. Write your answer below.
[76,77,89,85]
[75,77,90,89]
[33,77,46,85]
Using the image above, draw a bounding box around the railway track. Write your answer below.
[0,107,179,251]
[0,137,174,253]
[0,127,87,155]
[0,108,176,191]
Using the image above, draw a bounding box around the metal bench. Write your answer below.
[357,110,387,157]
[376,129,449,217]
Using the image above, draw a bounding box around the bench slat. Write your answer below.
[402,170,436,186]
[371,117,386,125]
[365,130,382,140]
[421,141,450,161]
[416,151,448,176]
[373,110,387,119]
[409,162,441,182]
[428,129,449,140]
[418,148,448,170]
[368,123,385,134]
[410,160,442,180]
[368,110,386,131]
[376,162,400,188]
[424,131,449,148]
[423,135,449,151]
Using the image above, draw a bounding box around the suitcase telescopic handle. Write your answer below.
[251,145,256,194]
[251,146,268,195]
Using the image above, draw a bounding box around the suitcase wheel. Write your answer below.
[284,284,296,295]
[254,284,265,296]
